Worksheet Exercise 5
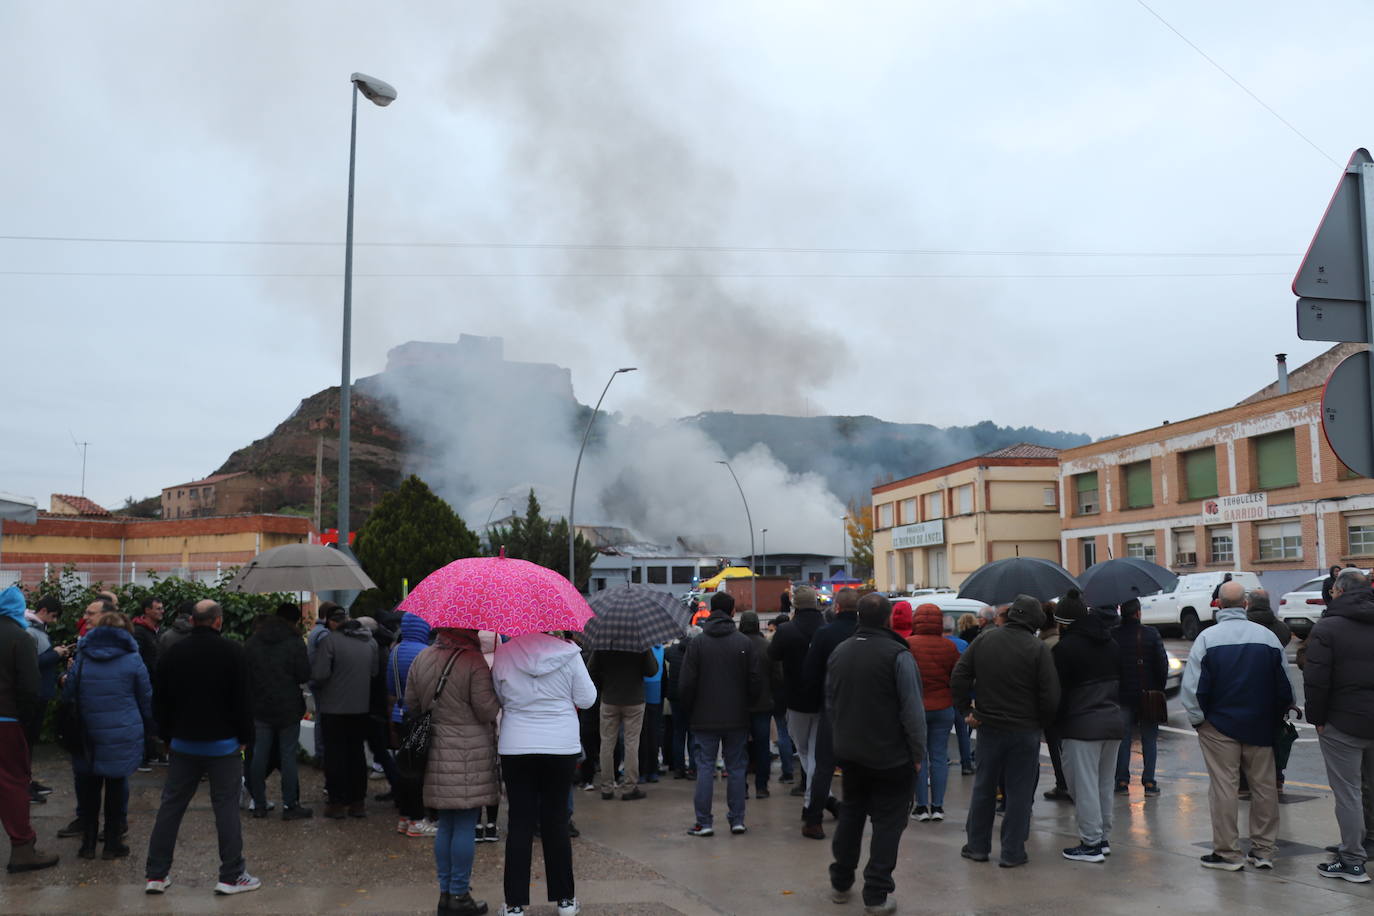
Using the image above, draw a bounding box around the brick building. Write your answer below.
[1059,346,1374,596]
[872,444,1063,592]
[161,471,266,519]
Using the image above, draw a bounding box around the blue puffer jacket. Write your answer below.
[65,626,154,776]
[385,613,432,723]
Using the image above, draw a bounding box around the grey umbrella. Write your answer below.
[228,543,376,594]
[584,584,692,652]
[1078,557,1178,607]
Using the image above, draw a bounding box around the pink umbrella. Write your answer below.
[397,553,596,635]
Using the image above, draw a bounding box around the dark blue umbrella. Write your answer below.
[584,584,692,651]
[1078,557,1177,607]
[957,557,1079,605]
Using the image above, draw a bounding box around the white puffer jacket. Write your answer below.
[491,633,596,755]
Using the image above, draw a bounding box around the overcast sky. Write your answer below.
[3,0,1368,512]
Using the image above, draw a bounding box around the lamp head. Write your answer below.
[617,367,637,374]
[351,73,397,107]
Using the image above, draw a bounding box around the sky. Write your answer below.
[3,0,1370,513]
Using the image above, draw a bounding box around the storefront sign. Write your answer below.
[892,520,944,549]
[1201,492,1268,524]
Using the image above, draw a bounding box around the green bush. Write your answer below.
[23,564,296,643]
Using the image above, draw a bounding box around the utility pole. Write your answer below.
[313,435,324,537]
[70,434,90,496]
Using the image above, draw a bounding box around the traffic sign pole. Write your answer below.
[1361,162,1374,460]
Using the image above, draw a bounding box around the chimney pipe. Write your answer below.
[1276,353,1289,394]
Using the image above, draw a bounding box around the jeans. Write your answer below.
[748,711,775,790]
[599,703,644,792]
[1319,724,1374,866]
[145,751,245,884]
[248,720,301,809]
[321,712,369,806]
[1114,704,1159,786]
[830,761,913,907]
[638,701,663,778]
[693,729,748,828]
[964,726,1041,865]
[1061,738,1118,845]
[804,713,836,826]
[502,753,578,906]
[915,706,956,808]
[953,711,973,768]
[434,807,480,894]
[75,772,128,836]
[0,722,35,845]
[773,709,795,780]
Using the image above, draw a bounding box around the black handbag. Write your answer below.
[394,649,460,777]
[1136,629,1169,724]
[54,657,89,758]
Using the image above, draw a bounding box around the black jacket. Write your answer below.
[826,625,926,769]
[245,616,311,728]
[663,638,688,703]
[679,612,763,732]
[155,626,252,745]
[1304,586,1374,738]
[131,617,159,676]
[1111,617,1168,704]
[739,613,777,714]
[587,649,659,706]
[768,607,825,713]
[1247,603,1292,648]
[1052,615,1124,741]
[952,619,1060,732]
[800,611,858,712]
[0,615,39,722]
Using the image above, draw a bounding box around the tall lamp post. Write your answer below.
[336,72,396,558]
[569,367,637,591]
[717,460,757,613]
[841,516,848,577]
[761,528,768,577]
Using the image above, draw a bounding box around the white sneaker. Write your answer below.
[500,906,526,915]
[145,877,172,894]
[397,818,410,835]
[557,899,581,916]
[406,818,438,837]
[214,872,262,895]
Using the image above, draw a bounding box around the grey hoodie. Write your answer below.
[310,620,379,715]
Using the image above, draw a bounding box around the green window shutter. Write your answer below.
[1075,472,1098,493]
[1125,462,1152,508]
[1184,449,1218,500]
[1256,430,1298,489]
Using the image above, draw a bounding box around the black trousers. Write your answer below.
[638,701,663,777]
[321,713,369,805]
[804,712,835,825]
[502,753,578,906]
[829,761,913,906]
[75,773,126,837]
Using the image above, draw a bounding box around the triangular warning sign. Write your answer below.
[1293,148,1373,302]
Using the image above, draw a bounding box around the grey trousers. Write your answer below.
[145,751,245,884]
[1319,724,1374,866]
[788,710,819,805]
[1061,738,1120,846]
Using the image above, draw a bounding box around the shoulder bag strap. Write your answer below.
[431,649,462,704]
[389,644,401,698]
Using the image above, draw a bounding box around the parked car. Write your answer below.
[1278,570,1369,639]
[1164,648,1184,695]
[1139,570,1262,639]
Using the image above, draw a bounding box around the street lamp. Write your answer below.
[336,72,396,559]
[841,516,848,577]
[717,460,757,613]
[761,528,768,577]
[569,367,637,591]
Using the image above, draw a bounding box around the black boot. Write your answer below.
[448,892,488,915]
[78,819,98,859]
[437,891,451,914]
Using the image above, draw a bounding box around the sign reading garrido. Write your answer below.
[1201,492,1268,525]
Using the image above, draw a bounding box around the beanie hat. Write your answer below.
[889,601,914,638]
[739,610,761,634]
[1053,588,1087,626]
[792,586,819,610]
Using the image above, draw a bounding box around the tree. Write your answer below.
[487,489,598,592]
[845,498,874,581]
[353,475,480,606]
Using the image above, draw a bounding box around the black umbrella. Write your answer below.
[1078,557,1177,607]
[957,557,1080,605]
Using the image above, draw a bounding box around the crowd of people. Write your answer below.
[2,568,1373,914]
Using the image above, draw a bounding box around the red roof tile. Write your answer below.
[50,494,112,517]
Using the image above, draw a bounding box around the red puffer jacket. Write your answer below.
[906,603,961,711]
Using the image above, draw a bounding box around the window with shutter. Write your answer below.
[1257,520,1302,560]
[1075,472,1099,515]
[1125,533,1157,562]
[1348,513,1374,556]
[1183,448,1218,501]
[1174,530,1197,567]
[1124,461,1152,508]
[1255,429,1298,489]
[1208,526,1233,563]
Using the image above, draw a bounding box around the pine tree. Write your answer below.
[354,475,480,603]
[487,489,598,591]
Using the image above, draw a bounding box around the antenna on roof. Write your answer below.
[69,431,90,497]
